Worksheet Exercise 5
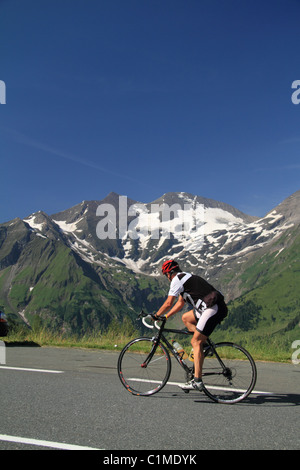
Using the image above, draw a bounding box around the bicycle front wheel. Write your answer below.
[202,342,257,404]
[117,337,171,396]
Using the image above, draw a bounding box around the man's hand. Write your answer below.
[152,313,167,321]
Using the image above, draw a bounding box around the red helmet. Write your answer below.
[161,260,179,275]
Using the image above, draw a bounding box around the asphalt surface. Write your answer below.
[0,345,299,451]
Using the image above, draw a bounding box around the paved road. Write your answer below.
[0,346,299,451]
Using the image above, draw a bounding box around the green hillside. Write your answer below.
[0,219,166,334]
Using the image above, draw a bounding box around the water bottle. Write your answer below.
[172,340,188,359]
[188,348,194,362]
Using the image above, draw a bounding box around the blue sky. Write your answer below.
[1,0,300,223]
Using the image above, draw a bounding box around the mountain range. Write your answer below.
[0,190,299,341]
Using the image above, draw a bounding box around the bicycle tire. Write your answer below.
[202,342,257,404]
[117,337,171,396]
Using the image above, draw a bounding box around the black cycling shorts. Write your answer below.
[194,301,227,337]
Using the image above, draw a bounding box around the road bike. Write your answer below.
[117,311,257,404]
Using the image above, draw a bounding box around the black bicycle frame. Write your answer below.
[145,318,227,378]
[146,321,194,375]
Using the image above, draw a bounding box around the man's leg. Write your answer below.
[181,311,207,391]
[182,310,197,332]
[190,306,219,390]
[182,310,206,378]
[191,329,207,380]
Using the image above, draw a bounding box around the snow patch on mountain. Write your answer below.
[24,213,45,232]
[53,218,84,233]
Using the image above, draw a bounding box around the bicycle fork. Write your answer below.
[140,337,161,368]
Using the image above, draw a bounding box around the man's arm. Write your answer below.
[155,295,185,319]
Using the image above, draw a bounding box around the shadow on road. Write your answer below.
[146,389,300,407]
[4,341,41,347]
[245,393,300,407]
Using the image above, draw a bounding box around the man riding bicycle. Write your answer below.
[154,260,228,391]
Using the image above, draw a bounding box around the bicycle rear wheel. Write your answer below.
[117,337,171,396]
[202,342,257,404]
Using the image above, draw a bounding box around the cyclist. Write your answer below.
[154,259,228,391]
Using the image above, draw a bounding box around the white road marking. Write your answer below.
[0,434,102,450]
[128,378,275,395]
[0,366,63,374]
